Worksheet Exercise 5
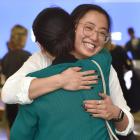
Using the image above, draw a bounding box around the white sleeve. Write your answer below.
[109,65,134,136]
[1,51,52,104]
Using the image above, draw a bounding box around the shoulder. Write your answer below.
[125,40,131,47]
[26,51,54,77]
[90,48,112,63]
[22,50,32,56]
[28,51,52,65]
[17,50,31,58]
[30,51,49,61]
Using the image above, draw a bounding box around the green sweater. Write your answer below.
[10,49,115,140]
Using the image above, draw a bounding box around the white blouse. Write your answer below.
[1,51,134,136]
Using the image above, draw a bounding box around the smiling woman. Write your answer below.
[72,6,111,59]
[1,4,132,140]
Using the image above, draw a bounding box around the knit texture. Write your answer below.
[10,48,115,140]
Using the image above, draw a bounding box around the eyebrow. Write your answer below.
[85,21,108,31]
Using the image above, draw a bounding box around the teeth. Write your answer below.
[84,43,95,49]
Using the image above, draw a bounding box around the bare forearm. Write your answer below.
[115,114,129,132]
[28,67,96,100]
[112,105,129,132]
[84,97,130,134]
[29,74,62,100]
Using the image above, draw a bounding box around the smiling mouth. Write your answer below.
[83,42,96,50]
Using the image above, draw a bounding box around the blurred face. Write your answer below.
[73,11,109,59]
[10,27,27,49]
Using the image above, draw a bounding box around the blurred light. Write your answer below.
[30,29,35,42]
[127,51,133,60]
[124,70,133,90]
[111,32,122,41]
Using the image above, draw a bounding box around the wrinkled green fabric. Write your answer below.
[10,48,115,140]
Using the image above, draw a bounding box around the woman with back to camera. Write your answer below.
[2,4,133,139]
[11,7,114,140]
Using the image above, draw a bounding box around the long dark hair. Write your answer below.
[32,7,75,57]
[71,4,112,32]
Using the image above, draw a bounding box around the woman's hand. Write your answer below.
[83,93,120,120]
[60,67,98,90]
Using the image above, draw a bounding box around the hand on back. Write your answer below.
[60,67,98,90]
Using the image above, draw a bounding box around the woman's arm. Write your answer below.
[109,66,134,135]
[29,67,97,100]
[1,51,97,104]
[83,66,134,136]
[1,51,49,104]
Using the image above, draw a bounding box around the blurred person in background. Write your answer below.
[106,44,133,101]
[106,43,137,140]
[1,25,31,79]
[125,27,140,60]
[116,38,140,113]
[1,25,31,138]
[0,59,4,88]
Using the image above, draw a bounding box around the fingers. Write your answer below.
[84,100,100,104]
[84,100,105,110]
[80,70,96,76]
[84,106,111,120]
[81,75,98,86]
[99,93,107,99]
[70,68,98,85]
[70,67,82,72]
[78,86,92,90]
[81,80,97,86]
[86,108,106,115]
[83,99,112,120]
[91,112,111,120]
[84,105,111,120]
[62,67,99,90]
[82,75,98,81]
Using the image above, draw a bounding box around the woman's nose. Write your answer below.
[89,31,99,41]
